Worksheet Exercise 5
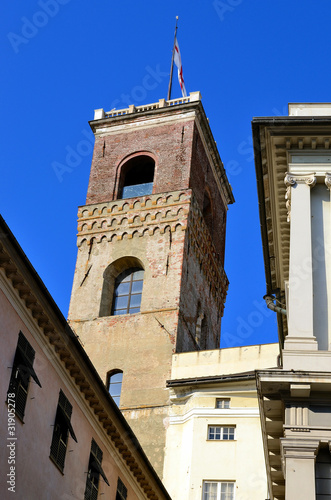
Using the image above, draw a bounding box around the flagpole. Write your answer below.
[167,16,178,101]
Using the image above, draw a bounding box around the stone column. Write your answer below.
[284,173,318,350]
[281,438,319,500]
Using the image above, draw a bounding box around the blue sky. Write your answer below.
[2,1,331,348]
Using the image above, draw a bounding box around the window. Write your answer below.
[316,448,331,499]
[84,439,109,500]
[116,478,128,500]
[50,390,77,472]
[203,481,235,500]
[107,370,123,406]
[208,426,235,441]
[119,155,155,199]
[216,398,230,409]
[112,268,144,315]
[7,331,41,420]
[195,308,207,349]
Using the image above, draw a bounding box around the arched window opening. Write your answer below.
[119,155,155,199]
[203,191,213,236]
[195,312,204,346]
[201,316,208,349]
[316,447,331,498]
[107,370,123,406]
[99,257,144,317]
[112,268,144,315]
[195,308,208,350]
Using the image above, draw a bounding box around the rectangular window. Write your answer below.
[84,439,109,500]
[203,481,235,500]
[116,477,128,500]
[208,426,235,441]
[7,331,41,420]
[50,390,77,472]
[216,398,230,409]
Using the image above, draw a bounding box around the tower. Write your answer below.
[68,92,234,475]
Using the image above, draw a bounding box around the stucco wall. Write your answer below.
[171,343,279,380]
[163,381,268,500]
[0,280,149,500]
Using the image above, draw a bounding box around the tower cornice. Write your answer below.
[89,93,234,206]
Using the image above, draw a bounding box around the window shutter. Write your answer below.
[50,391,76,471]
[7,331,41,420]
[18,331,35,365]
[84,439,110,499]
[91,439,103,463]
[59,389,73,418]
[15,382,28,420]
[116,478,128,500]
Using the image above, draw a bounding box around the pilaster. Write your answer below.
[280,438,319,500]
[284,173,318,351]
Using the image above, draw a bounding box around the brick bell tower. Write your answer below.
[68,92,234,475]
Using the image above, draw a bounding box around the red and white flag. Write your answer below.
[173,38,187,97]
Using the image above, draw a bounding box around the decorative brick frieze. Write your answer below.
[75,189,228,315]
[76,190,190,246]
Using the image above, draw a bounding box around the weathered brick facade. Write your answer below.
[68,95,234,476]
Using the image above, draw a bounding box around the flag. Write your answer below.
[173,38,187,97]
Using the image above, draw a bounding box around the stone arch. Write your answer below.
[116,151,157,200]
[99,256,145,317]
[106,369,123,406]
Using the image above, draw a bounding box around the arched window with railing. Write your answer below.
[118,154,155,199]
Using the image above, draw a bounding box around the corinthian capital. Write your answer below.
[284,172,316,188]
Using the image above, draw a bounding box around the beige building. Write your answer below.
[253,103,331,499]
[0,215,171,500]
[164,344,279,500]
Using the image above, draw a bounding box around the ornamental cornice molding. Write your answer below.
[284,172,316,222]
[325,172,331,190]
[284,172,316,187]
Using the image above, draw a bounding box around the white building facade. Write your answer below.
[253,103,331,500]
[163,344,279,500]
